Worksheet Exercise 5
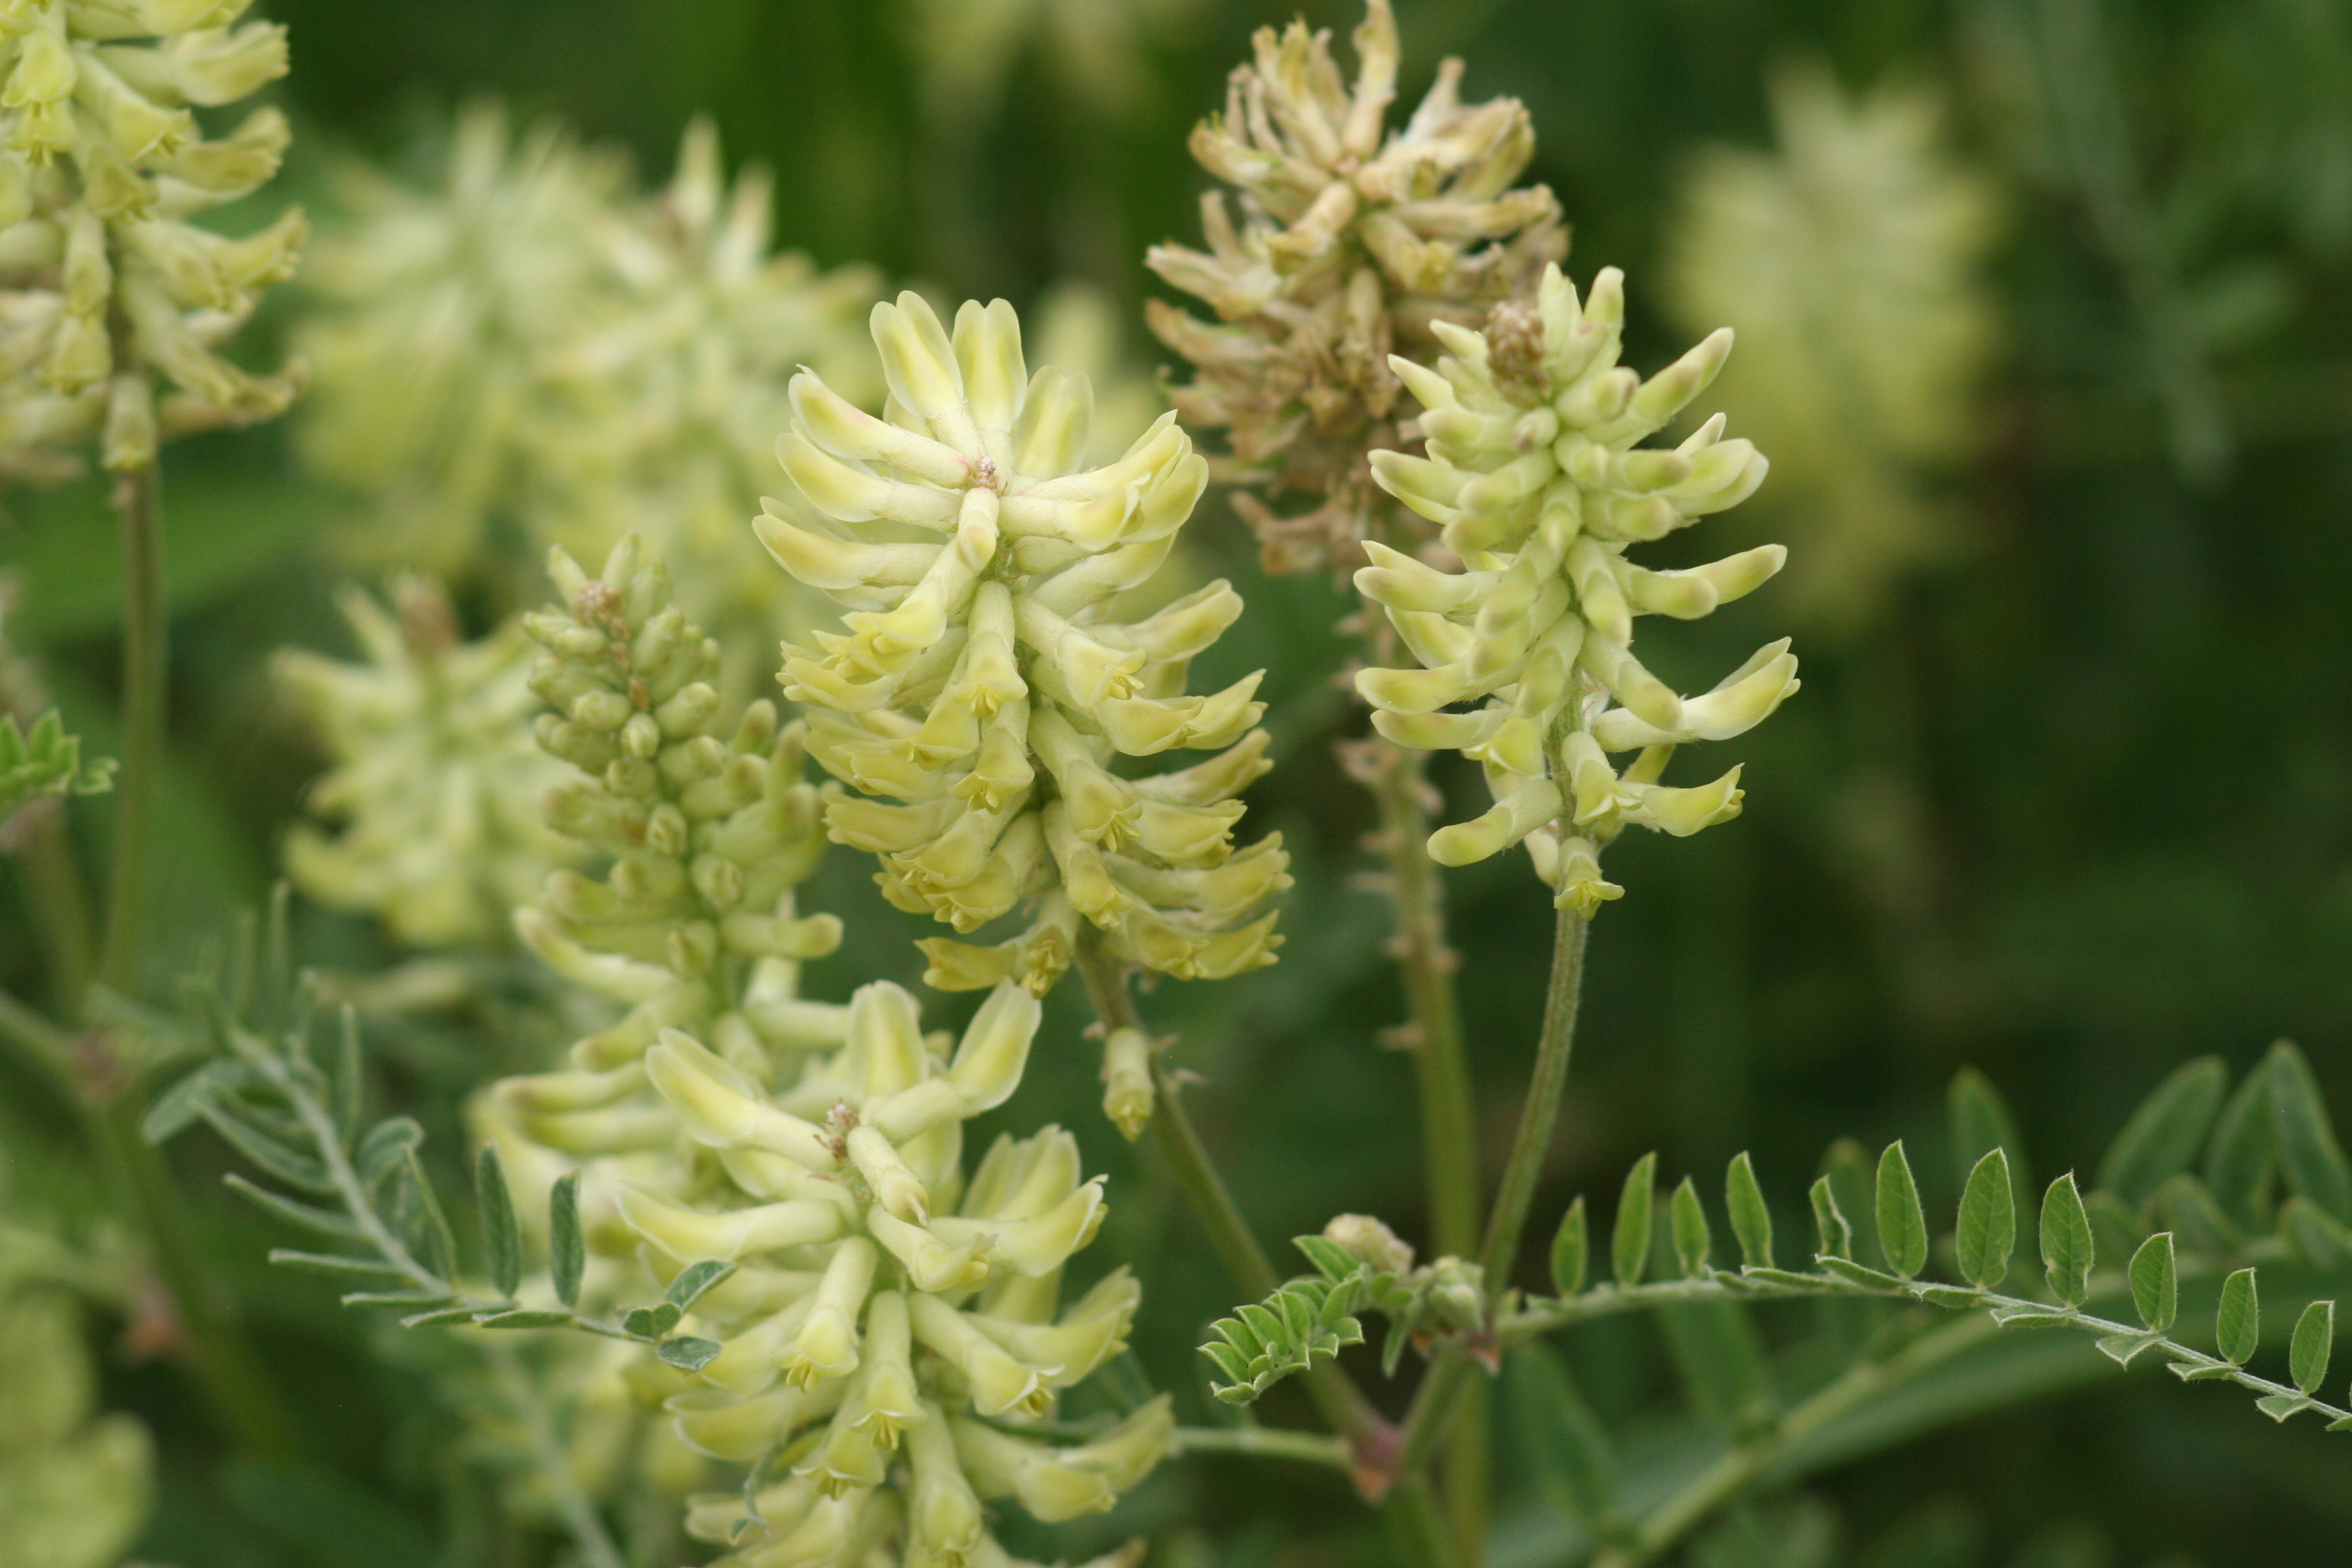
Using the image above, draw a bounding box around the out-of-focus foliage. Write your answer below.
[3,0,2352,1565]
[1663,65,2002,631]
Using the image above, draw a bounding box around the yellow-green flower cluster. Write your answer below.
[1145,0,1564,573]
[627,983,1169,1565]
[527,119,881,661]
[764,292,1288,994]
[1663,65,2001,629]
[295,103,624,576]
[508,534,845,1086]
[276,577,577,948]
[1357,263,1799,914]
[295,106,879,635]
[0,0,305,475]
[0,1285,152,1568]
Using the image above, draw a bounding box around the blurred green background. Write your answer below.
[5,1,2352,1565]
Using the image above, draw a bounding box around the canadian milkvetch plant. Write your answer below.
[0,0,305,473]
[1358,262,1797,915]
[762,291,1288,999]
[1147,0,1564,572]
[276,576,579,949]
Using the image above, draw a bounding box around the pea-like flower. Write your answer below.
[1145,0,1564,573]
[1355,263,1799,914]
[275,576,575,948]
[762,291,1288,994]
[0,0,306,474]
[504,977,1171,1567]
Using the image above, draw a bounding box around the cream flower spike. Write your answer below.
[1355,261,1800,915]
[764,290,1290,995]
[0,0,306,475]
[276,576,578,947]
[1147,0,1565,572]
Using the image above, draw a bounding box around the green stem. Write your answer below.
[1362,738,1490,1566]
[1174,1424,1352,1469]
[486,1343,630,1568]
[1381,908,1592,1506]
[99,461,165,993]
[1478,905,1590,1290]
[1588,1313,1998,1568]
[0,985,293,1453]
[20,807,98,1011]
[1068,931,1394,1470]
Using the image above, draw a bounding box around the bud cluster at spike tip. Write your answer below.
[0,0,306,478]
[1356,262,1800,915]
[1145,0,1564,574]
[495,977,1171,1566]
[762,291,1290,996]
[499,534,847,1100]
[274,576,579,949]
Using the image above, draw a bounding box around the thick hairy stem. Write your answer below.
[487,1343,630,1568]
[1588,1313,1999,1568]
[100,461,165,992]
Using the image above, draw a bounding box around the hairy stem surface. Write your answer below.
[100,462,165,992]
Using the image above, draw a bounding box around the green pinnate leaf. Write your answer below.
[1725,1152,1773,1269]
[475,1145,521,1300]
[2265,1041,2352,1224]
[623,1303,684,1339]
[2129,1232,2177,1333]
[1957,1147,2014,1290]
[1823,1139,1881,1269]
[2097,1056,2226,1211]
[357,1116,425,1184]
[1671,1177,1712,1278]
[549,1172,584,1309]
[2281,1196,2352,1271]
[2291,1299,2335,1395]
[2217,1268,2260,1365]
[1809,1175,1851,1261]
[2156,1171,2242,1258]
[1876,1141,1928,1279]
[1294,1236,1360,1281]
[1550,1196,1588,1297]
[1614,1152,1656,1288]
[2039,1173,2094,1307]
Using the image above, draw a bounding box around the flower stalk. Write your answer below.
[97,461,161,992]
